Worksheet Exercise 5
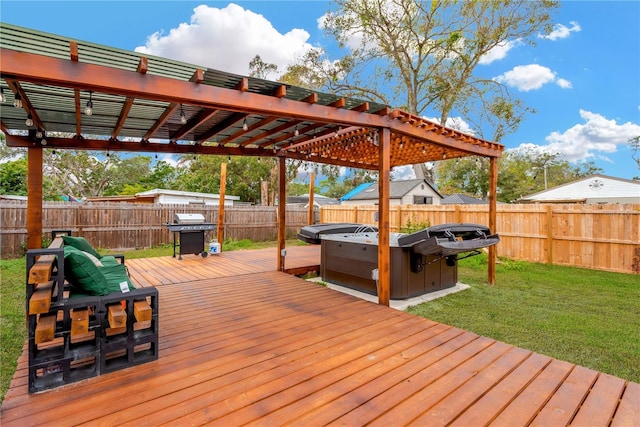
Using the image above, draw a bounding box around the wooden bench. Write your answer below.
[25,231,159,393]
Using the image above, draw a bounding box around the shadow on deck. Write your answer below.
[1,246,638,426]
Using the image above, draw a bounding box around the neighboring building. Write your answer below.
[86,189,240,206]
[340,179,443,206]
[0,195,27,201]
[517,174,640,204]
[287,194,340,208]
[441,194,489,205]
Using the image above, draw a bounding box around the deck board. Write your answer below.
[2,246,637,426]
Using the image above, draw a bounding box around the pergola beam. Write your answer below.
[0,49,503,158]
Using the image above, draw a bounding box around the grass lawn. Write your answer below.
[1,242,638,403]
[407,255,640,383]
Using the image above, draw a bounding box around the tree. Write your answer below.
[630,136,640,177]
[317,165,378,199]
[248,55,278,79]
[0,158,27,195]
[294,0,558,181]
[174,155,278,204]
[43,150,121,199]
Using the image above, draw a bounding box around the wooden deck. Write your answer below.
[2,246,638,426]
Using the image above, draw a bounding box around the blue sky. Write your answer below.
[2,1,639,180]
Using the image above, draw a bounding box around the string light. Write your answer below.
[294,125,299,136]
[242,118,248,131]
[25,114,33,127]
[13,92,22,109]
[180,104,187,124]
[84,91,93,116]
[0,88,6,103]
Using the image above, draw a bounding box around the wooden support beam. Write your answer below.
[195,111,242,144]
[172,109,219,142]
[302,93,318,104]
[217,162,227,244]
[352,102,369,112]
[69,41,79,62]
[107,303,127,328]
[112,97,135,138]
[1,49,503,158]
[35,313,56,344]
[308,172,315,225]
[71,308,89,336]
[144,103,179,140]
[488,156,498,285]
[136,57,148,74]
[277,156,286,271]
[133,300,152,322]
[274,85,286,98]
[189,69,204,83]
[329,98,346,108]
[237,77,249,92]
[219,116,278,146]
[377,127,391,306]
[27,146,43,250]
[29,281,53,314]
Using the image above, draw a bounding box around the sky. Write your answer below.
[2,0,639,181]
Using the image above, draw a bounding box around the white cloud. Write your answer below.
[494,64,571,92]
[538,21,582,41]
[556,78,572,89]
[512,110,640,163]
[135,4,316,78]
[479,39,522,65]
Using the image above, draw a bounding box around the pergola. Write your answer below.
[0,23,504,306]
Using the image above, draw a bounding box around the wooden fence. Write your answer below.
[320,204,640,275]
[0,201,309,258]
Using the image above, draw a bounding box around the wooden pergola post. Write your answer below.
[217,162,227,245]
[26,146,43,250]
[277,156,286,271]
[307,172,315,225]
[377,128,391,306]
[488,156,498,285]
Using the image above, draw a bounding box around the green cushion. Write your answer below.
[62,236,101,259]
[100,264,136,294]
[99,255,120,267]
[64,246,108,296]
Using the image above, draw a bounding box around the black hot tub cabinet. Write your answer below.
[316,223,499,300]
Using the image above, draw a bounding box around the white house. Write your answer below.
[340,179,443,206]
[517,174,640,204]
[135,189,240,206]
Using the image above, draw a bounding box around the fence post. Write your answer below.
[546,204,554,264]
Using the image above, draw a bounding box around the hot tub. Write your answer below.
[317,223,499,300]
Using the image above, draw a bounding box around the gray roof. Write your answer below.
[348,179,442,200]
[441,194,488,205]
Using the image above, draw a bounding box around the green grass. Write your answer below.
[407,254,640,383]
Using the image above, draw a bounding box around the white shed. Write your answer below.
[135,189,240,206]
[517,175,640,204]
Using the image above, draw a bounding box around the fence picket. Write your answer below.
[0,201,307,258]
[319,204,640,274]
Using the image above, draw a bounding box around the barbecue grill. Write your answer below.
[302,222,499,299]
[166,213,215,260]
